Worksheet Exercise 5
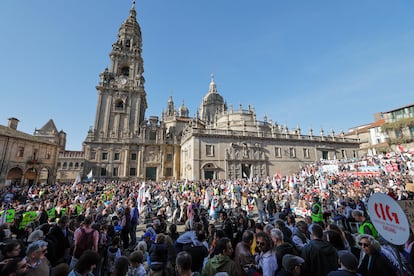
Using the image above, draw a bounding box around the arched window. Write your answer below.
[121,66,129,76]
[74,162,79,169]
[63,162,67,169]
[69,162,73,169]
[115,100,124,109]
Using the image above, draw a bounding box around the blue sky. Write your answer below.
[1,0,413,151]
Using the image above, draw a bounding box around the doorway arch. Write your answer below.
[201,163,217,180]
[6,167,23,185]
[39,167,50,184]
[24,168,37,186]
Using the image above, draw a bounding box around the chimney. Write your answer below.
[8,117,19,130]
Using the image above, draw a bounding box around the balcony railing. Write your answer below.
[182,128,360,143]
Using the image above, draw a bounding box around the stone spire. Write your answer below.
[113,0,142,54]
[165,96,175,117]
[208,74,218,94]
[178,100,189,117]
[128,0,137,23]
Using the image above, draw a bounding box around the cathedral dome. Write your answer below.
[178,100,189,117]
[202,91,224,105]
[199,75,227,124]
[201,75,224,105]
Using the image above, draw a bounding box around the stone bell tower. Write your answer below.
[84,1,148,179]
[93,1,147,137]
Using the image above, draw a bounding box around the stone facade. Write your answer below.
[181,89,360,179]
[0,118,63,186]
[56,150,85,183]
[81,3,361,181]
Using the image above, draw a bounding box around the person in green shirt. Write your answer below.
[311,196,323,223]
[202,237,236,276]
[352,210,379,239]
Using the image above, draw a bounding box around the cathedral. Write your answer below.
[82,3,360,181]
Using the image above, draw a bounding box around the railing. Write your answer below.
[183,128,360,143]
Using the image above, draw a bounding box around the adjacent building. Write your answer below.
[380,103,414,147]
[56,150,85,183]
[346,103,414,156]
[0,118,63,186]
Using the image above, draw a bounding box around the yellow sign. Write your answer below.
[406,183,414,193]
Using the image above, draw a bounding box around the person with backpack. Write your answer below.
[69,216,99,270]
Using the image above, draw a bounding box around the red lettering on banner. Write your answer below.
[375,203,381,218]
[380,203,386,220]
[393,212,400,224]
[374,203,400,224]
[386,205,393,221]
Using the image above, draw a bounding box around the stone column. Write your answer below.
[122,147,129,177]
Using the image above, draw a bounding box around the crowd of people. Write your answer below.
[0,149,414,276]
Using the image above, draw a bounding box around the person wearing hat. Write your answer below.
[142,230,154,254]
[25,240,51,276]
[278,254,304,276]
[327,252,359,276]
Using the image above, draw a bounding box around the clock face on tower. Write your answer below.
[119,76,128,86]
